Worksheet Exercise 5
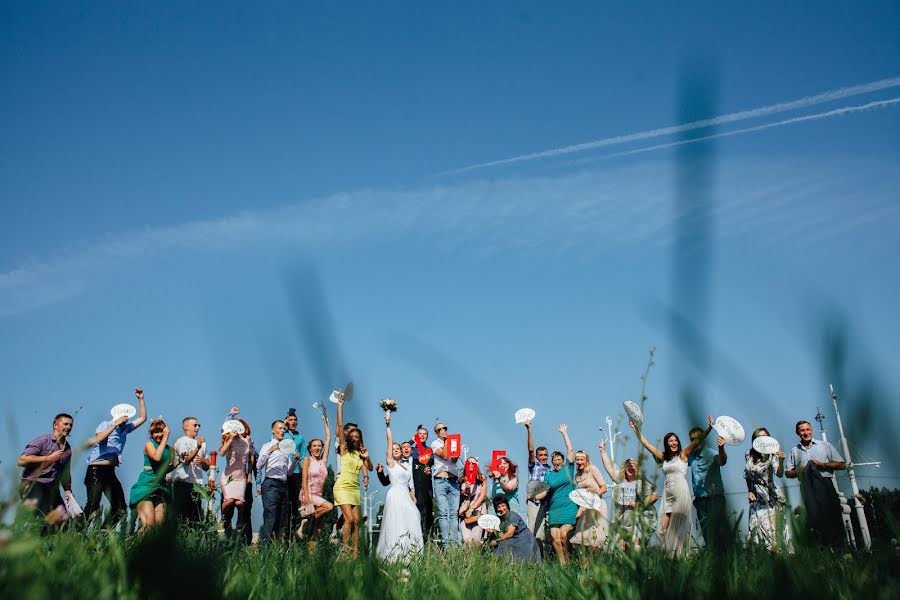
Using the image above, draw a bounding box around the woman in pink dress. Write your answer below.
[219,418,252,534]
[302,413,333,550]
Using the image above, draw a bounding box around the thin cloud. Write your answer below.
[1,159,897,318]
[597,96,900,160]
[444,75,900,174]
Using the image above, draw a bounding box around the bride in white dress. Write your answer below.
[631,415,715,556]
[376,413,423,561]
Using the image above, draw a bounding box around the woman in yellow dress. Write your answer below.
[332,390,372,557]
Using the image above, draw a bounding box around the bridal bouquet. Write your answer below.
[379,398,398,425]
[379,398,398,412]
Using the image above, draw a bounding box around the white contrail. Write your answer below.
[598,97,900,159]
[445,75,900,174]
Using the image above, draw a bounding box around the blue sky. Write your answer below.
[2,2,899,529]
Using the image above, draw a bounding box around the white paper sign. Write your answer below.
[714,416,746,446]
[569,489,602,510]
[278,439,297,455]
[110,403,137,420]
[514,408,536,424]
[623,401,643,426]
[328,390,341,404]
[752,435,780,455]
[477,514,501,531]
[615,481,637,506]
[64,494,83,518]
[222,420,245,435]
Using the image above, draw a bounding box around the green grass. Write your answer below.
[2,511,899,600]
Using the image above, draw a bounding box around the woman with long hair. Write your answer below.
[219,418,252,535]
[128,418,174,532]
[331,391,372,558]
[375,411,423,561]
[301,412,333,551]
[745,427,792,552]
[570,450,609,549]
[598,440,658,551]
[631,416,713,556]
[534,424,578,565]
[458,458,488,545]
[489,456,520,516]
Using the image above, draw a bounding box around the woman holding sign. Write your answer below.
[535,424,578,565]
[219,418,252,535]
[489,456,520,516]
[458,458,488,545]
[332,391,372,558]
[745,427,792,552]
[631,416,714,556]
[128,418,175,533]
[570,450,609,549]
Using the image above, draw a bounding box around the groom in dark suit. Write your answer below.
[411,425,435,541]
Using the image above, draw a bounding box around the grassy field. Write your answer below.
[2,510,899,600]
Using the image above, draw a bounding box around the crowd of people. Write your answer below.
[17,387,849,563]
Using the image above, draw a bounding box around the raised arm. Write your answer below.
[525,420,536,468]
[597,440,623,483]
[558,424,574,462]
[86,416,129,447]
[630,419,663,463]
[335,391,347,454]
[131,388,148,429]
[385,412,395,468]
[683,415,714,460]
[321,413,332,464]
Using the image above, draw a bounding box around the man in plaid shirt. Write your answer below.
[524,419,551,541]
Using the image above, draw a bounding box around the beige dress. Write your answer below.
[570,464,609,547]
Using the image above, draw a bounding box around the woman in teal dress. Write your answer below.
[489,456,520,515]
[129,418,175,532]
[535,424,577,565]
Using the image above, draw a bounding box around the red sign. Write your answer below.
[490,450,506,473]
[445,434,462,459]
[414,436,433,464]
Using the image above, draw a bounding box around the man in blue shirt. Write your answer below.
[688,422,728,549]
[785,420,846,545]
[84,388,147,528]
[283,408,307,541]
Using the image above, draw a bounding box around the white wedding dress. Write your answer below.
[376,461,424,561]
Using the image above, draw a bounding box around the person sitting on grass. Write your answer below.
[490,495,542,563]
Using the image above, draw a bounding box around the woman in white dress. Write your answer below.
[631,416,714,557]
[376,412,423,562]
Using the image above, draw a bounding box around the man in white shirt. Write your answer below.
[256,419,301,546]
[172,416,209,524]
[431,422,461,547]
